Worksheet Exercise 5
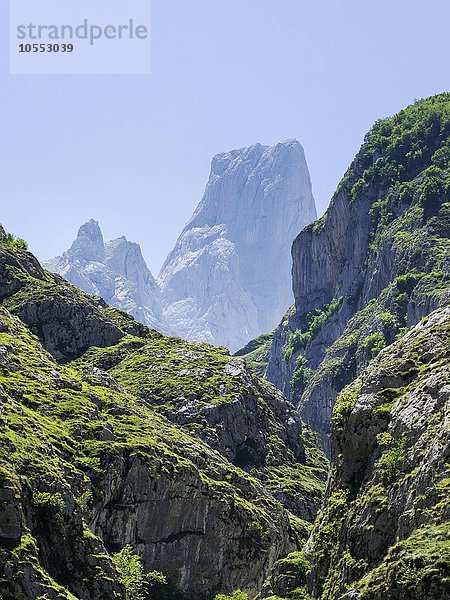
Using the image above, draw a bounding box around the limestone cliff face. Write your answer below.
[158,139,317,351]
[93,451,295,599]
[45,220,164,331]
[264,94,450,452]
[307,306,450,599]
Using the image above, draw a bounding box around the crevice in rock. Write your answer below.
[154,530,206,545]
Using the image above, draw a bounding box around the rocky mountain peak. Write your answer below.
[67,218,105,263]
[159,139,317,350]
[104,235,156,287]
[188,139,313,232]
[44,221,163,330]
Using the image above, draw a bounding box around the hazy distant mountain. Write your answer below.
[158,139,317,350]
[44,220,164,330]
[46,139,316,350]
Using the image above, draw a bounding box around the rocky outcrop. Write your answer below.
[264,94,450,452]
[0,306,297,600]
[77,332,328,521]
[158,139,316,351]
[45,220,164,331]
[0,244,149,362]
[307,306,450,599]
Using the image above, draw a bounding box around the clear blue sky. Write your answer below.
[1,0,449,273]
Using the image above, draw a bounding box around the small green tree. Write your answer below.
[113,547,182,600]
[147,569,176,600]
[12,237,28,250]
[113,545,148,600]
[0,224,28,250]
[362,331,386,357]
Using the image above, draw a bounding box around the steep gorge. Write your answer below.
[1,93,450,600]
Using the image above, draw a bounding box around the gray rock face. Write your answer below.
[94,452,295,599]
[82,334,328,523]
[143,354,305,469]
[45,220,164,331]
[0,271,319,600]
[308,307,450,599]
[265,102,450,453]
[158,140,317,351]
[69,219,106,263]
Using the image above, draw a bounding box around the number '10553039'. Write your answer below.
[18,43,74,53]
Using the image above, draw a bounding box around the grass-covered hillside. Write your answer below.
[0,233,327,600]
